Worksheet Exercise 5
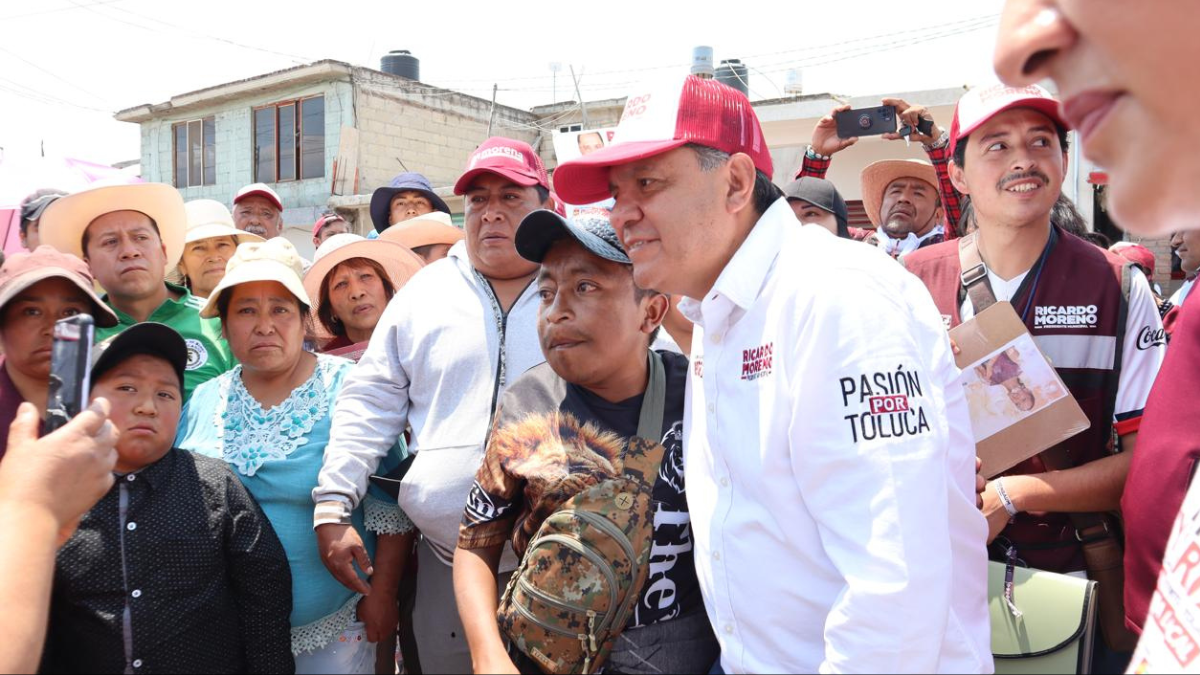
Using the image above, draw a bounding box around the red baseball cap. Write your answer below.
[453,137,550,196]
[312,212,346,237]
[1110,242,1157,278]
[950,83,1071,156]
[553,75,773,205]
[234,183,284,211]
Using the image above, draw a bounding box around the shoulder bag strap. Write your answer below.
[624,351,667,481]
[959,231,1000,313]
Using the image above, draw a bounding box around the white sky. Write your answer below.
[0,0,1005,166]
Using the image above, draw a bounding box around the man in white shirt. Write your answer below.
[312,138,553,673]
[553,75,992,674]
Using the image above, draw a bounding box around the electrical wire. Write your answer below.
[0,0,124,22]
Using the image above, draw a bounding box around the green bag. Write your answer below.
[989,560,1099,675]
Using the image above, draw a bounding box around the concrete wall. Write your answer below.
[138,78,355,256]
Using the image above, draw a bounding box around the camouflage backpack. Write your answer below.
[498,352,666,674]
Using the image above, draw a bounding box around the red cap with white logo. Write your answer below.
[234,183,284,211]
[453,137,550,195]
[553,75,773,205]
[949,83,1071,156]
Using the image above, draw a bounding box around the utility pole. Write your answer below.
[570,66,589,128]
[550,62,562,104]
[486,83,498,138]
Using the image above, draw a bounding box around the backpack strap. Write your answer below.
[958,231,1000,313]
[635,350,666,442]
[623,351,667,482]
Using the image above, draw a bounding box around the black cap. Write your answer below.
[783,177,850,230]
[90,323,188,392]
[515,207,630,265]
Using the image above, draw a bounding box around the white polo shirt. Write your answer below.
[679,200,993,674]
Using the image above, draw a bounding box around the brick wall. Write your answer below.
[1119,233,1183,297]
[352,70,538,194]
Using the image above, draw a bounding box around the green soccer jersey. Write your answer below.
[94,284,235,400]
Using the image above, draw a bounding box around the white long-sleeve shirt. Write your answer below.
[313,241,543,567]
[680,202,993,674]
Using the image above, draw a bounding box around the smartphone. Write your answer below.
[835,106,898,138]
[44,315,95,435]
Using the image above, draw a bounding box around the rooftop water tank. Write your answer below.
[381,50,420,81]
[715,59,749,97]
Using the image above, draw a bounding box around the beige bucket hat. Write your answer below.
[200,238,310,319]
[184,199,265,246]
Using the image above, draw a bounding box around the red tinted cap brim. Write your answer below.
[453,167,543,196]
[552,139,690,205]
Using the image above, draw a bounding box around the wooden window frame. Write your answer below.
[252,95,324,184]
[172,116,216,188]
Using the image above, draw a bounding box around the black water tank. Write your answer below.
[381,50,420,81]
[715,59,749,97]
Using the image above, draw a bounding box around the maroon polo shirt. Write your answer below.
[1122,298,1200,632]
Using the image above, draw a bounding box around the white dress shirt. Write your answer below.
[679,200,992,674]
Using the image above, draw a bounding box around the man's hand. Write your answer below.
[981,481,1012,544]
[810,104,859,157]
[317,522,373,596]
[0,400,119,547]
[357,584,399,644]
[881,97,943,145]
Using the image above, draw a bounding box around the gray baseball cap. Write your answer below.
[515,206,629,265]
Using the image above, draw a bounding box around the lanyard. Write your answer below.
[1018,230,1056,323]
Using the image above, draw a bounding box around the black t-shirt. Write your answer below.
[460,350,701,628]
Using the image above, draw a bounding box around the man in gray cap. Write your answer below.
[18,189,68,251]
[454,206,718,674]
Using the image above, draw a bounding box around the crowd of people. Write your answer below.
[2,1,1199,673]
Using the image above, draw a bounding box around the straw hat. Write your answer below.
[39,183,187,272]
[200,238,310,319]
[859,159,939,228]
[184,199,265,246]
[378,212,464,250]
[0,246,118,327]
[303,234,425,335]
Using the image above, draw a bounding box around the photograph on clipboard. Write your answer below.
[949,302,1090,479]
[961,335,1070,441]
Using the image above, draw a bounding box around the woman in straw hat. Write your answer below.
[0,246,118,452]
[175,200,264,299]
[378,211,464,264]
[304,234,424,359]
[175,238,411,674]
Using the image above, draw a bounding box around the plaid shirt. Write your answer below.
[795,140,965,239]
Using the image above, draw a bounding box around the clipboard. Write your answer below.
[950,302,1090,479]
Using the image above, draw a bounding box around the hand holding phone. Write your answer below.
[45,315,95,435]
[834,106,898,138]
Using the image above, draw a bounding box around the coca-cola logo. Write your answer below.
[1138,325,1167,351]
